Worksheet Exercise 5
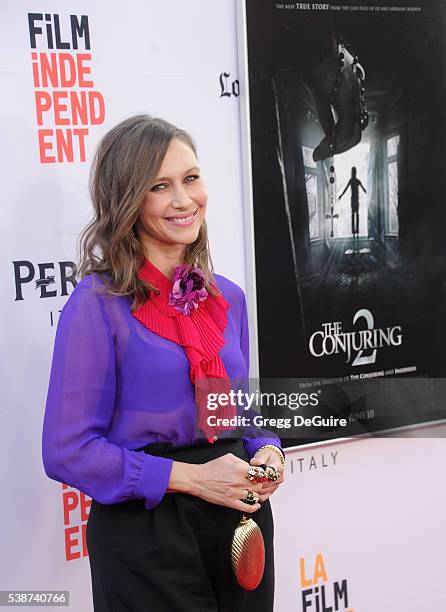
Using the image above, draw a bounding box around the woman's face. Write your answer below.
[135,137,208,252]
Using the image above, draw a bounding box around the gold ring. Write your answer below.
[246,466,266,483]
[242,490,259,505]
[265,465,280,482]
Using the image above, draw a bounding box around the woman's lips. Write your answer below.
[165,209,198,227]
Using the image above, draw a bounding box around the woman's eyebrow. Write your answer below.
[153,166,200,182]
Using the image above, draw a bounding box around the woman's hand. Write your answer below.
[249,447,285,503]
[168,453,263,513]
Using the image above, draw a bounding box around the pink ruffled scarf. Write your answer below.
[132,259,237,443]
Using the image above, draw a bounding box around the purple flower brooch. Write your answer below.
[168,264,208,315]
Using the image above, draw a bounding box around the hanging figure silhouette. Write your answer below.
[339,167,366,238]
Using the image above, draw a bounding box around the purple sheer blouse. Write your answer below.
[42,272,282,509]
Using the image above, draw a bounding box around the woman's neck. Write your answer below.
[143,244,186,281]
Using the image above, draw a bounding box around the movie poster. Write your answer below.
[238,0,446,444]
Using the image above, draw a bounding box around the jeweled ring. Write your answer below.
[259,463,280,482]
[264,465,280,482]
[246,466,266,484]
[242,490,259,505]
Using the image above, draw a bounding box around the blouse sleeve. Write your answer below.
[41,282,173,509]
[239,289,284,459]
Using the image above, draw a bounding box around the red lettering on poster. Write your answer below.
[29,16,105,164]
[61,484,91,561]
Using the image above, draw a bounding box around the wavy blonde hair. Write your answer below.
[77,114,219,310]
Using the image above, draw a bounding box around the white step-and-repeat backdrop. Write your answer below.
[1,2,245,609]
[1,2,445,611]
[275,427,446,612]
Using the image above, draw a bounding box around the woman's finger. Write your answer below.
[260,483,280,495]
[259,492,273,503]
[239,481,263,494]
[230,499,262,514]
[236,488,262,503]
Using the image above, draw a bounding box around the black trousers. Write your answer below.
[86,439,275,611]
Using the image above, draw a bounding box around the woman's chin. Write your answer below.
[164,226,201,246]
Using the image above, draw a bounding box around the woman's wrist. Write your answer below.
[254,444,285,466]
[167,461,201,495]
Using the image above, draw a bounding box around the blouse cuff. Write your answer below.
[242,437,284,461]
[132,453,174,510]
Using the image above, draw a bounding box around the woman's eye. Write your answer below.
[151,175,199,192]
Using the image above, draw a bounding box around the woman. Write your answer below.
[339,166,367,238]
[42,114,285,611]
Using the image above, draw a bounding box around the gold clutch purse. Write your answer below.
[231,514,265,590]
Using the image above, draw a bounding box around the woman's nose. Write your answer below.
[171,183,193,207]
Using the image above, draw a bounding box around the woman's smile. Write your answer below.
[164,208,198,226]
